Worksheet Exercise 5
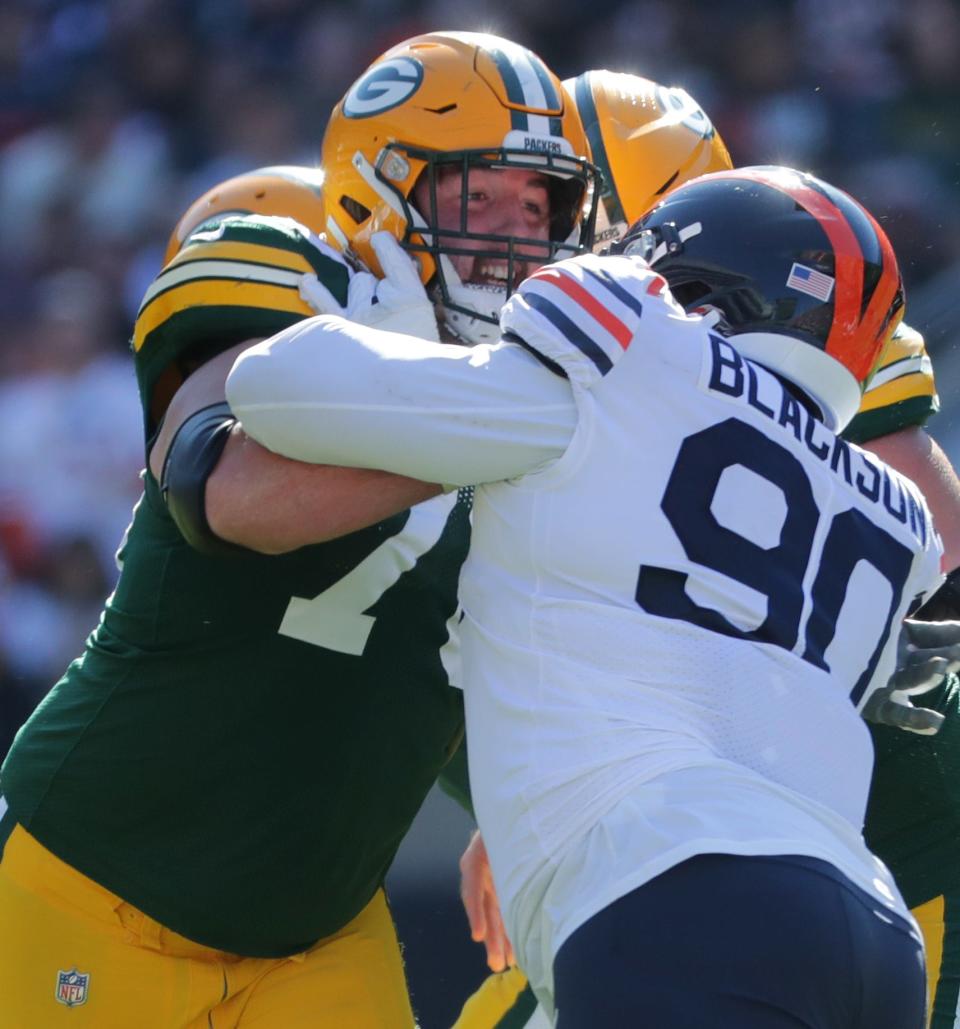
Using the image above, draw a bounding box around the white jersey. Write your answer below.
[226,252,943,1008]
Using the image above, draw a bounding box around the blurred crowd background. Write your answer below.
[0,0,958,1024]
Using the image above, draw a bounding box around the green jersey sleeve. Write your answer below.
[132,214,350,440]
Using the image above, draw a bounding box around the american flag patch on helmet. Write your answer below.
[786,262,835,302]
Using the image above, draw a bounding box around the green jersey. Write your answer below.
[864,680,960,907]
[842,324,959,906]
[1,216,470,956]
[843,322,939,445]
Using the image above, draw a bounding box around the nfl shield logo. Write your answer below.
[56,968,89,1007]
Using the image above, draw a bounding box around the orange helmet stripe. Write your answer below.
[855,202,903,367]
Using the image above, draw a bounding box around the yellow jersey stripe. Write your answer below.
[133,280,311,352]
[857,321,937,415]
[859,371,938,414]
[861,349,937,414]
[138,259,305,314]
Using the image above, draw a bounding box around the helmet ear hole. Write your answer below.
[670,280,713,307]
[339,195,371,225]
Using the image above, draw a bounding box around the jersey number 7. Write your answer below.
[278,495,455,656]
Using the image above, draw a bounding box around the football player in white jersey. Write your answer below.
[455,70,960,1029]
[226,166,934,1026]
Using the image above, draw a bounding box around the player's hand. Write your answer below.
[299,232,440,341]
[459,830,515,972]
[861,619,960,735]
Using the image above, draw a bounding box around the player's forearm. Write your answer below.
[206,430,440,553]
[226,315,577,486]
[862,426,960,570]
[153,336,438,555]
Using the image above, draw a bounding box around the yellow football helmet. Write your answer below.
[164,165,326,262]
[564,71,732,248]
[322,31,600,344]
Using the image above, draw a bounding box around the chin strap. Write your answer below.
[435,259,508,346]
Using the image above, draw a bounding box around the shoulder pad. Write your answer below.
[845,322,939,443]
[500,253,669,389]
[864,322,937,407]
[132,214,350,439]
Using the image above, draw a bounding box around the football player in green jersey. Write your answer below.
[450,70,960,1029]
[0,201,468,1029]
[0,31,600,1029]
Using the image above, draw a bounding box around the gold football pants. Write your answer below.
[0,822,415,1028]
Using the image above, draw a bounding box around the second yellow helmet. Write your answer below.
[164,165,327,263]
[564,70,732,248]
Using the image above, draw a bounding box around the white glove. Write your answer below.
[299,231,440,342]
[861,618,960,735]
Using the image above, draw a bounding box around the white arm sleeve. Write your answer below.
[225,314,577,486]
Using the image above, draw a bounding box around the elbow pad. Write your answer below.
[160,402,245,557]
[914,567,960,621]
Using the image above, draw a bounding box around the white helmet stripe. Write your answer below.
[508,47,549,109]
[526,113,552,137]
[485,41,565,140]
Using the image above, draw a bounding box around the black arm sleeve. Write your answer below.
[159,401,247,558]
[913,567,960,621]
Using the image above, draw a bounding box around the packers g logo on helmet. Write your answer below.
[343,57,424,118]
[656,85,716,139]
[322,31,600,346]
